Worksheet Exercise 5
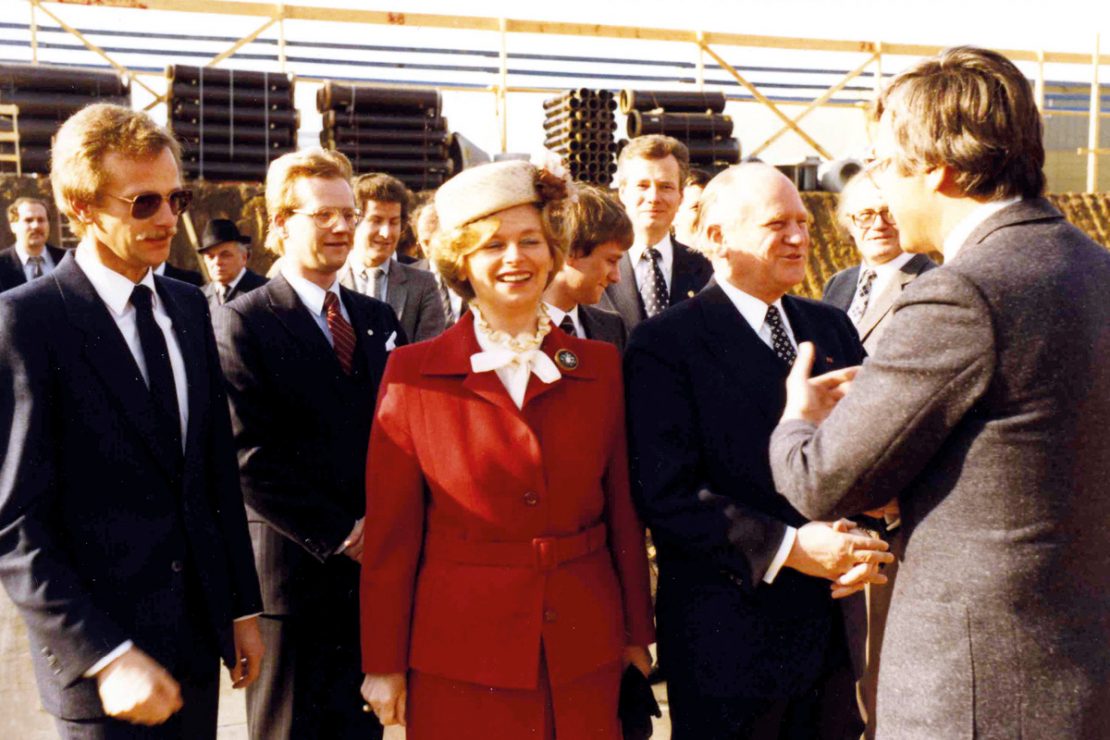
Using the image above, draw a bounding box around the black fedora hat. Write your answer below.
[199,219,251,252]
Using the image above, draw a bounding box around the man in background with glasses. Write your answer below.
[0,103,264,737]
[214,148,402,740]
[821,172,934,739]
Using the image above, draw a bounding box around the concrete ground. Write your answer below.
[2,590,670,738]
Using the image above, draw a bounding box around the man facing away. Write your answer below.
[601,134,712,331]
[0,196,68,291]
[340,172,445,342]
[214,148,403,740]
[198,218,267,310]
[771,46,1110,738]
[0,103,263,739]
[543,183,632,352]
[625,163,890,739]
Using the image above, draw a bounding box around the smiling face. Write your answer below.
[354,199,403,268]
[79,147,182,283]
[618,155,682,244]
[464,203,554,315]
[562,240,626,306]
[279,176,355,284]
[842,177,903,266]
[11,201,49,253]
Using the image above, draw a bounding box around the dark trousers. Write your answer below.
[246,613,382,740]
[54,661,219,740]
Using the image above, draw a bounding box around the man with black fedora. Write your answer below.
[199,218,267,309]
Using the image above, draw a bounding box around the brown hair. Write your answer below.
[264,148,353,255]
[556,184,633,258]
[50,103,181,238]
[616,134,690,186]
[6,196,48,224]
[352,172,411,222]
[876,46,1045,200]
[684,168,712,189]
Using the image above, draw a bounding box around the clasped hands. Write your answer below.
[785,519,895,598]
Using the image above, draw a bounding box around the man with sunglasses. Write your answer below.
[214,148,402,740]
[0,103,263,738]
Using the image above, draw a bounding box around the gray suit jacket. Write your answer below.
[341,260,446,342]
[822,253,936,354]
[770,199,1110,739]
[579,304,627,353]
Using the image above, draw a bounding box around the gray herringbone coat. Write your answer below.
[771,198,1110,739]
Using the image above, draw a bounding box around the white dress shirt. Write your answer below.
[15,242,57,282]
[850,251,915,319]
[716,277,800,584]
[629,233,675,293]
[470,309,561,409]
[543,302,584,337]
[943,197,1022,261]
[281,267,349,346]
[348,258,390,301]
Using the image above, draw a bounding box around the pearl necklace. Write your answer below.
[472,303,552,353]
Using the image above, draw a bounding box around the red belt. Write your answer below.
[423,524,607,572]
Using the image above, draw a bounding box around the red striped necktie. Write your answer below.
[323,291,355,374]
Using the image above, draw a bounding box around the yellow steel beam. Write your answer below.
[207,16,277,67]
[750,52,879,158]
[699,40,834,160]
[1087,34,1101,193]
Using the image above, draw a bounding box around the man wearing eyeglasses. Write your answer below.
[213,148,402,740]
[0,103,264,738]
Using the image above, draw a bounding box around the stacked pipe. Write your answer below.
[167,65,298,183]
[542,89,617,185]
[0,63,129,175]
[620,90,739,172]
[318,83,450,190]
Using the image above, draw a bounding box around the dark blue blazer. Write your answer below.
[624,283,864,700]
[0,255,261,720]
[0,244,68,292]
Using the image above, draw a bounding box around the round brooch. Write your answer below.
[555,349,579,371]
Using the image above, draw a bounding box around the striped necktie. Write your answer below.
[323,292,356,374]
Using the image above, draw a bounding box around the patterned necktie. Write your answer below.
[848,269,877,326]
[130,285,182,455]
[323,291,356,375]
[438,277,455,328]
[366,267,383,299]
[216,284,227,305]
[558,313,577,337]
[29,255,44,279]
[765,304,797,366]
[640,246,669,318]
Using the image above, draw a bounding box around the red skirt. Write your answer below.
[407,651,622,739]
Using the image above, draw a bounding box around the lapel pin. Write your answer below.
[555,349,579,371]
[825,355,834,364]
[367,329,374,335]
[687,290,695,298]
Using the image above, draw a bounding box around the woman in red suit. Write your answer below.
[359,160,654,738]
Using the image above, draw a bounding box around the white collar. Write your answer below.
[716,274,786,335]
[74,240,156,318]
[943,197,1022,261]
[14,241,49,266]
[628,233,674,266]
[543,302,580,328]
[153,262,166,276]
[862,251,914,280]
[224,267,248,292]
[281,266,341,316]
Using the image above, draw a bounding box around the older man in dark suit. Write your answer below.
[198,219,267,309]
[544,184,632,352]
[0,196,67,291]
[215,149,402,740]
[626,163,890,739]
[0,103,262,738]
[601,135,712,331]
[772,47,1110,739]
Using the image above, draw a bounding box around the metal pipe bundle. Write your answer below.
[541,89,617,186]
[621,89,740,169]
[0,63,131,175]
[166,65,298,183]
[318,82,451,188]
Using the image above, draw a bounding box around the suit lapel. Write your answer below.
[265,274,346,375]
[54,260,179,482]
[342,286,388,389]
[605,253,645,325]
[782,296,835,377]
[578,306,597,340]
[386,265,407,323]
[669,241,704,303]
[156,278,205,462]
[0,248,27,287]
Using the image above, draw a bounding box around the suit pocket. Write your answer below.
[879,599,973,739]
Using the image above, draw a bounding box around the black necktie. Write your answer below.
[640,247,669,318]
[130,285,182,456]
[558,313,577,337]
[765,304,797,366]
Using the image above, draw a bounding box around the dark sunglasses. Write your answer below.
[107,189,193,219]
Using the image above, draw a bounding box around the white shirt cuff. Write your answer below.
[83,640,134,677]
[234,613,262,622]
[762,526,797,584]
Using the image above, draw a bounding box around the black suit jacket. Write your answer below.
[0,244,68,292]
[579,304,628,353]
[624,284,864,700]
[214,275,404,616]
[202,268,267,310]
[0,255,261,720]
[162,262,205,286]
[601,239,712,331]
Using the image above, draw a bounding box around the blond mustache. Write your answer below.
[135,229,177,241]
